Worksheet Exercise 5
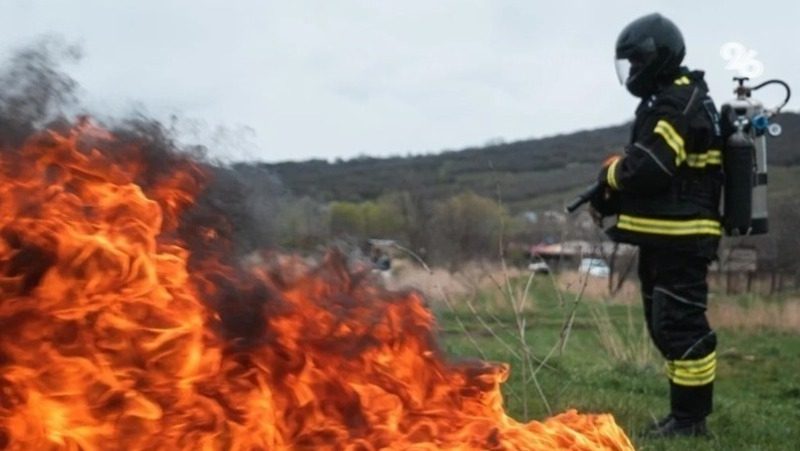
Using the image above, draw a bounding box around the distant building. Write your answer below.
[529,240,636,270]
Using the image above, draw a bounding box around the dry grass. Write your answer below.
[556,271,640,304]
[387,257,587,418]
[390,263,638,306]
[709,297,800,332]
[556,269,800,333]
[392,260,800,332]
[387,259,525,302]
[588,303,657,369]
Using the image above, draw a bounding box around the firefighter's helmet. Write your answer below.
[615,13,685,97]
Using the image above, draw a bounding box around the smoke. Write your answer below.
[202,163,286,254]
[0,37,81,147]
[0,36,305,344]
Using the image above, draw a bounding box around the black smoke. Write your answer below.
[0,37,291,344]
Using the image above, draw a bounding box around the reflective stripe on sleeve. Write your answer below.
[686,149,722,168]
[617,215,722,236]
[606,158,620,190]
[653,119,687,166]
[674,75,691,86]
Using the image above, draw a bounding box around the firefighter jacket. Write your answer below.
[598,69,724,254]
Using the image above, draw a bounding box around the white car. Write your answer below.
[528,261,551,274]
[578,258,610,277]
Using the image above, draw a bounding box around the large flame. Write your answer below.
[0,123,633,450]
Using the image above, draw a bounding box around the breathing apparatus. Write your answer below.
[721,77,791,236]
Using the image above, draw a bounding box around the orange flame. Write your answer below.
[0,123,633,450]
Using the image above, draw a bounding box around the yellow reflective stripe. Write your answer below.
[666,352,717,386]
[653,120,686,165]
[686,149,723,168]
[618,222,722,236]
[665,366,716,384]
[674,361,715,378]
[654,120,686,157]
[670,364,716,385]
[674,75,691,85]
[672,372,716,386]
[674,351,716,368]
[606,158,620,190]
[617,215,722,236]
[618,215,721,229]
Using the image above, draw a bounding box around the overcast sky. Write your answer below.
[0,0,797,162]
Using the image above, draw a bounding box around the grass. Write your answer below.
[431,275,800,450]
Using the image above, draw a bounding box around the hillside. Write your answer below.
[259,112,800,212]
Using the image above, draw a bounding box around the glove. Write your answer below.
[589,186,620,227]
[589,185,618,222]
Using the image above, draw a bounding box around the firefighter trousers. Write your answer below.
[639,246,716,420]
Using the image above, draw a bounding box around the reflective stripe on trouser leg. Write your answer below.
[665,351,716,386]
[644,249,716,419]
[666,339,716,419]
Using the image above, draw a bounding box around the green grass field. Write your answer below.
[432,275,800,450]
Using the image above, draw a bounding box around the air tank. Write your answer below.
[721,81,770,235]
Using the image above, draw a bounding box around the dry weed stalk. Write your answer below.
[589,303,655,369]
[389,181,606,420]
[390,230,579,418]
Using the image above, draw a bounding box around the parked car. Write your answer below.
[528,261,551,274]
[578,258,610,277]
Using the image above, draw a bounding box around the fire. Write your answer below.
[0,123,633,450]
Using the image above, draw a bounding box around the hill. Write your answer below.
[258,112,800,212]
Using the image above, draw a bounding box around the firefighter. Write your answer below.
[591,13,723,437]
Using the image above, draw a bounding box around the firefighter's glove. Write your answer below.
[588,186,615,226]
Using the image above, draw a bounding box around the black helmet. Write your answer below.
[615,13,685,97]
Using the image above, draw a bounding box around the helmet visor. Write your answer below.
[615,58,631,85]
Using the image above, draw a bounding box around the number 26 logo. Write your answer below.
[720,42,764,78]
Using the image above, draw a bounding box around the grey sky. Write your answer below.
[0,0,797,162]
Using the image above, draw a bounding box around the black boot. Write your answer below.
[643,413,671,436]
[650,413,673,429]
[646,415,708,438]
[646,381,713,438]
